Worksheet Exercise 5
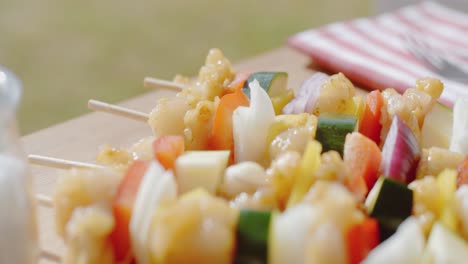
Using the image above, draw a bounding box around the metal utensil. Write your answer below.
[404,34,468,83]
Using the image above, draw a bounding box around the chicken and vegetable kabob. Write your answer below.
[48,49,468,264]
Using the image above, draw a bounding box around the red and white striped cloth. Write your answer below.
[288,1,468,107]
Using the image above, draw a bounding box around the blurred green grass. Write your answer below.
[0,0,369,134]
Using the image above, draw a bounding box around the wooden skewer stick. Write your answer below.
[143,77,186,91]
[31,155,108,208]
[88,99,149,122]
[28,154,105,170]
[36,194,53,207]
[40,249,61,262]
[31,154,107,262]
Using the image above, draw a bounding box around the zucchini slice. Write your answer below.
[243,72,288,98]
[365,176,413,241]
[236,209,272,263]
[315,113,357,156]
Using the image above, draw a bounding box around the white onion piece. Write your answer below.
[233,80,275,163]
[363,217,425,264]
[270,204,319,264]
[232,107,249,161]
[130,161,177,264]
[381,116,420,183]
[282,72,329,114]
[450,98,468,155]
[426,222,468,263]
[305,222,347,264]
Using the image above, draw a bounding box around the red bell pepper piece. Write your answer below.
[457,155,468,187]
[110,160,149,261]
[153,135,185,170]
[222,71,250,95]
[346,218,380,264]
[359,90,384,145]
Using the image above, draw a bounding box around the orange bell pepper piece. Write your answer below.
[344,132,382,200]
[208,89,249,161]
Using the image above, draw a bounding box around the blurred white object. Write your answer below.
[0,66,38,263]
[450,98,468,154]
[363,217,425,264]
[376,0,468,13]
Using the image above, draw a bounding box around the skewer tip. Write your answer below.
[28,154,105,170]
[87,99,149,122]
[143,77,185,90]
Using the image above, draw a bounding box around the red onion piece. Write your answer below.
[381,116,420,184]
[282,72,329,114]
